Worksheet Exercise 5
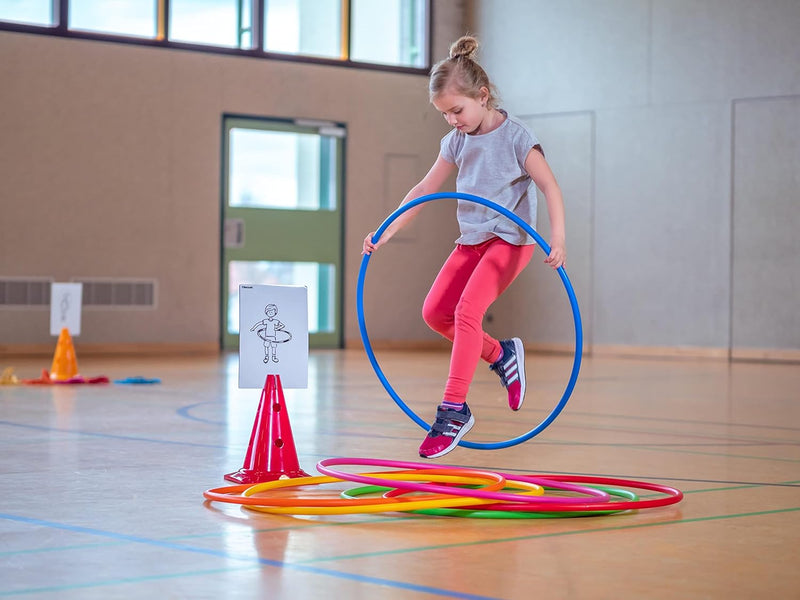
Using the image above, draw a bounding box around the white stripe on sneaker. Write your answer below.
[504,358,519,384]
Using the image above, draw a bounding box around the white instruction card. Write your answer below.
[238,284,308,389]
[50,282,83,336]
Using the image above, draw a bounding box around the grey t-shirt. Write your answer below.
[440,110,539,245]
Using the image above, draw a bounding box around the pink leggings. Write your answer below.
[422,237,535,404]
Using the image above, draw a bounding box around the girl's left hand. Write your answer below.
[544,242,566,269]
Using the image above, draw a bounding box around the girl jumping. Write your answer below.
[363,35,566,459]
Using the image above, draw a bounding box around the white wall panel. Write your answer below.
[652,0,800,103]
[593,104,731,348]
[472,0,650,114]
[732,96,800,352]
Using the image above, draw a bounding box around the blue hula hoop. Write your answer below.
[357,192,583,450]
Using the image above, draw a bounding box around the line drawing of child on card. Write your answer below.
[250,303,292,363]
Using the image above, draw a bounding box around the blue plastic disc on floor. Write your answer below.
[356,192,583,450]
[114,376,161,385]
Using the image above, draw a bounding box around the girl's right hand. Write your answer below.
[362,232,379,255]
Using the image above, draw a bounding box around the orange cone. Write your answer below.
[225,374,309,483]
[50,328,80,382]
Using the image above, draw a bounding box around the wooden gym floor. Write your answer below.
[1,349,798,599]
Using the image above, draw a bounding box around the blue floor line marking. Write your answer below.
[175,402,225,425]
[0,420,226,450]
[0,566,262,597]
[0,513,503,600]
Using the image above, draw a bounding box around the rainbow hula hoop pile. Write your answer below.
[203,457,683,517]
[205,194,683,518]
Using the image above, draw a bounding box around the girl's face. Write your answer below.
[432,87,491,135]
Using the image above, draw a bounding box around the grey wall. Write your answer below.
[471,0,800,359]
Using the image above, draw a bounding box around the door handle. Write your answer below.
[224,218,245,249]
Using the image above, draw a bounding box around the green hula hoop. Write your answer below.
[341,484,638,519]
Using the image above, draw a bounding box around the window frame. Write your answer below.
[0,0,432,74]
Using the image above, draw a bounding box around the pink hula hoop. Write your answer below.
[412,474,683,513]
[478,474,684,512]
[315,457,611,505]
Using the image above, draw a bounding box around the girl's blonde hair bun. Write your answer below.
[449,36,479,60]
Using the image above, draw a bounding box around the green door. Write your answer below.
[221,116,345,350]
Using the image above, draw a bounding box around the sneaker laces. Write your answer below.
[490,341,514,388]
[490,361,510,387]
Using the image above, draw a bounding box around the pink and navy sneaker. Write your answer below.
[418,403,474,459]
[490,337,527,411]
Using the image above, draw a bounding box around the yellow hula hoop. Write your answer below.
[205,468,511,507]
[243,470,512,505]
[241,471,544,516]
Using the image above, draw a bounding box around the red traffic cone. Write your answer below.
[225,374,309,483]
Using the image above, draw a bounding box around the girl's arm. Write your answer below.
[362,154,455,255]
[525,148,566,269]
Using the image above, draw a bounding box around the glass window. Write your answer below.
[350,0,426,67]
[170,0,253,48]
[229,127,338,210]
[228,261,335,334]
[2,1,430,71]
[0,0,54,26]
[264,0,341,59]
[69,0,157,38]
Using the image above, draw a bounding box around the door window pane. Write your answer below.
[170,0,252,48]
[228,261,335,334]
[69,0,157,38]
[0,0,54,26]
[264,0,341,59]
[351,0,426,67]
[229,127,338,210]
